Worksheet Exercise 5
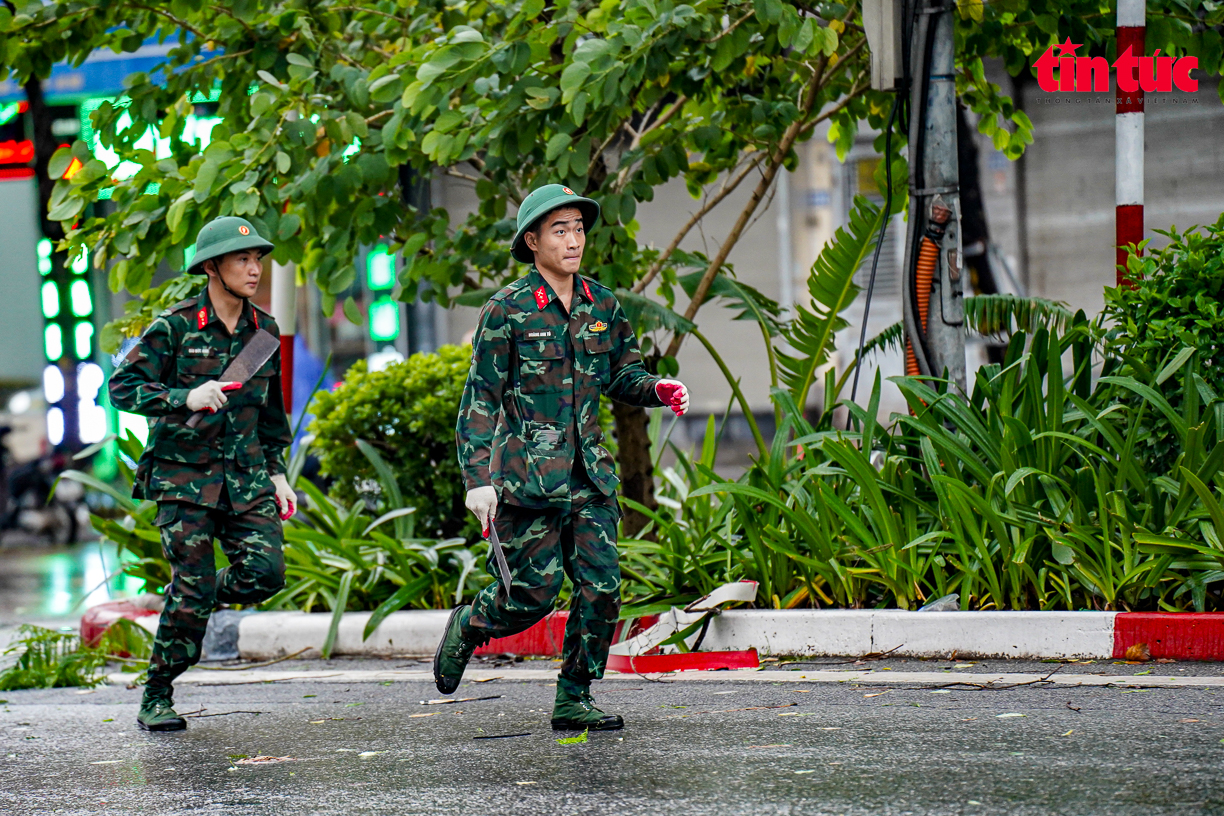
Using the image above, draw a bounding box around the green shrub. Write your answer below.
[1104,215,1224,474]
[310,346,476,539]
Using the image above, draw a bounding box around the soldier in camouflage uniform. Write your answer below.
[109,216,296,732]
[435,185,691,731]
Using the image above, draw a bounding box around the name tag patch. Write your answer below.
[590,321,608,333]
[185,347,213,356]
[525,329,553,340]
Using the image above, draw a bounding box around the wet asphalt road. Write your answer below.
[1,661,1223,815]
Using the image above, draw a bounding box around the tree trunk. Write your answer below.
[612,400,656,538]
[24,78,62,241]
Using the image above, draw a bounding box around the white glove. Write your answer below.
[465,486,498,534]
[655,379,690,416]
[187,380,240,412]
[271,473,297,520]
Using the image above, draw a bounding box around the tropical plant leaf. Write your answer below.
[615,289,697,335]
[962,294,1075,338]
[778,195,884,409]
[677,271,784,337]
[858,320,907,360]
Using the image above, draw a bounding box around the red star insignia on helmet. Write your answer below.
[197,308,208,329]
[534,286,549,310]
[563,187,575,195]
[238,224,250,235]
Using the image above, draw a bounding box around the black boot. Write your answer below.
[433,605,481,695]
[551,677,623,731]
[137,682,186,732]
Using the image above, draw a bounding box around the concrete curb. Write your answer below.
[232,609,1224,662]
[108,667,1224,688]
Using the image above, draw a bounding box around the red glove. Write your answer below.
[655,380,689,416]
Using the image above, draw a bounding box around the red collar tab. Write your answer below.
[533,286,549,310]
[196,308,209,329]
[581,277,594,302]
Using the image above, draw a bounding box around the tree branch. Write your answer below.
[446,169,483,185]
[189,48,253,72]
[703,9,755,44]
[586,123,628,178]
[640,94,687,141]
[127,3,208,40]
[330,5,411,22]
[663,51,836,359]
[793,74,871,144]
[611,94,688,192]
[632,151,765,294]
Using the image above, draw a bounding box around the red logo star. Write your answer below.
[1055,37,1081,58]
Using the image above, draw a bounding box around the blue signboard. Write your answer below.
[0,42,176,103]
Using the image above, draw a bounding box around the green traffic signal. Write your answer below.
[45,324,63,361]
[41,281,60,318]
[70,279,92,316]
[74,321,94,359]
[366,245,395,290]
[369,297,400,341]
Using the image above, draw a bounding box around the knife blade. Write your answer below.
[486,521,514,598]
[185,329,280,429]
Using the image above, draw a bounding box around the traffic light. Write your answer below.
[365,244,401,343]
[369,298,400,342]
[366,244,395,290]
[40,238,101,448]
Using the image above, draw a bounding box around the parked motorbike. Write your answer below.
[0,427,85,545]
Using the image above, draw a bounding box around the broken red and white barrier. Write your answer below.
[606,580,761,673]
[79,596,162,647]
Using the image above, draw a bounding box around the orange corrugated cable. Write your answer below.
[905,237,939,376]
[905,198,952,378]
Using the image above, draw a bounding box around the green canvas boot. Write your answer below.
[433,605,481,695]
[137,687,186,732]
[551,678,624,731]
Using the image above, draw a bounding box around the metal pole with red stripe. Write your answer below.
[1116,0,1145,286]
[270,260,296,412]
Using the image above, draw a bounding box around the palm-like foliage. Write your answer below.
[777,195,886,410]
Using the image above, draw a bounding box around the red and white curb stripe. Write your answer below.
[227,609,1224,664]
[1116,0,1145,283]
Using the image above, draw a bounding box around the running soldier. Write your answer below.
[110,216,296,731]
[436,184,690,731]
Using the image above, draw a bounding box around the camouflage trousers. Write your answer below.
[146,491,285,688]
[463,479,621,684]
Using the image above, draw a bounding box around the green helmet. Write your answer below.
[510,184,600,264]
[188,216,275,273]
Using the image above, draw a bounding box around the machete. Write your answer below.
[185,329,280,429]
[486,521,514,598]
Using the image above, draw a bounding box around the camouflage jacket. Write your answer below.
[109,287,292,512]
[457,268,664,510]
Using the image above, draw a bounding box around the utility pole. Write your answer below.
[1115,0,1145,285]
[902,0,965,391]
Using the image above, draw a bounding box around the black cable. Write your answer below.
[850,92,900,405]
